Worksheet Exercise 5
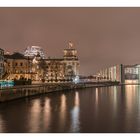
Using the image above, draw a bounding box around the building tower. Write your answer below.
[63,41,80,81]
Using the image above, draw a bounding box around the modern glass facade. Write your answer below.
[24,46,46,59]
[97,64,140,84]
[97,64,122,82]
[124,65,140,84]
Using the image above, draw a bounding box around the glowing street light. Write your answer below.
[73,75,80,84]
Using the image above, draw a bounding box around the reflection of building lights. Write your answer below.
[75,91,79,106]
[28,99,41,132]
[44,98,51,111]
[95,88,99,105]
[113,86,117,115]
[59,94,67,130]
[95,88,99,118]
[43,98,51,131]
[70,91,80,132]
[125,85,137,114]
[113,86,117,101]
[61,94,66,112]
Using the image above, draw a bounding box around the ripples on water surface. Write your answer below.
[0,85,140,133]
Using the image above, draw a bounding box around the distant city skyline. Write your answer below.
[1,8,140,75]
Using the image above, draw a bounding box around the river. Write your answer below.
[0,85,140,133]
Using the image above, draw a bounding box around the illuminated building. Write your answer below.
[123,64,140,84]
[4,52,33,80]
[97,64,140,84]
[23,46,47,82]
[31,53,46,81]
[97,65,122,82]
[45,42,80,82]
[63,42,79,80]
[3,52,46,82]
[3,41,80,83]
[24,46,46,59]
[0,48,4,79]
[45,58,65,82]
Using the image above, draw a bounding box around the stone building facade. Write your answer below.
[3,42,80,83]
[44,42,80,82]
[0,48,4,79]
[4,52,33,80]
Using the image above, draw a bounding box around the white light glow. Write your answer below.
[125,80,137,84]
[24,46,46,59]
[73,75,79,84]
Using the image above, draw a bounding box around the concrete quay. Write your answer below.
[0,81,119,102]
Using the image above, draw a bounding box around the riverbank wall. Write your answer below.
[0,82,119,102]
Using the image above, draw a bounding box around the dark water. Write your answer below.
[1,85,140,133]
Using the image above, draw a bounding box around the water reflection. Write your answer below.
[125,85,137,115]
[0,115,5,132]
[2,86,140,132]
[113,86,117,115]
[59,94,66,131]
[123,85,139,131]
[60,94,66,113]
[43,98,51,132]
[95,88,99,106]
[28,99,41,132]
[28,97,52,132]
[95,88,99,118]
[70,91,80,132]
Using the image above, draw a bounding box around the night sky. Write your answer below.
[1,8,140,75]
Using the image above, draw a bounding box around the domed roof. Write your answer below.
[24,46,46,59]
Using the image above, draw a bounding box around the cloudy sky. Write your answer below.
[1,8,140,75]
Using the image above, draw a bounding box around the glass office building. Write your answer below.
[97,64,140,84]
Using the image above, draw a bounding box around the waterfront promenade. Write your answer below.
[0,81,119,102]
